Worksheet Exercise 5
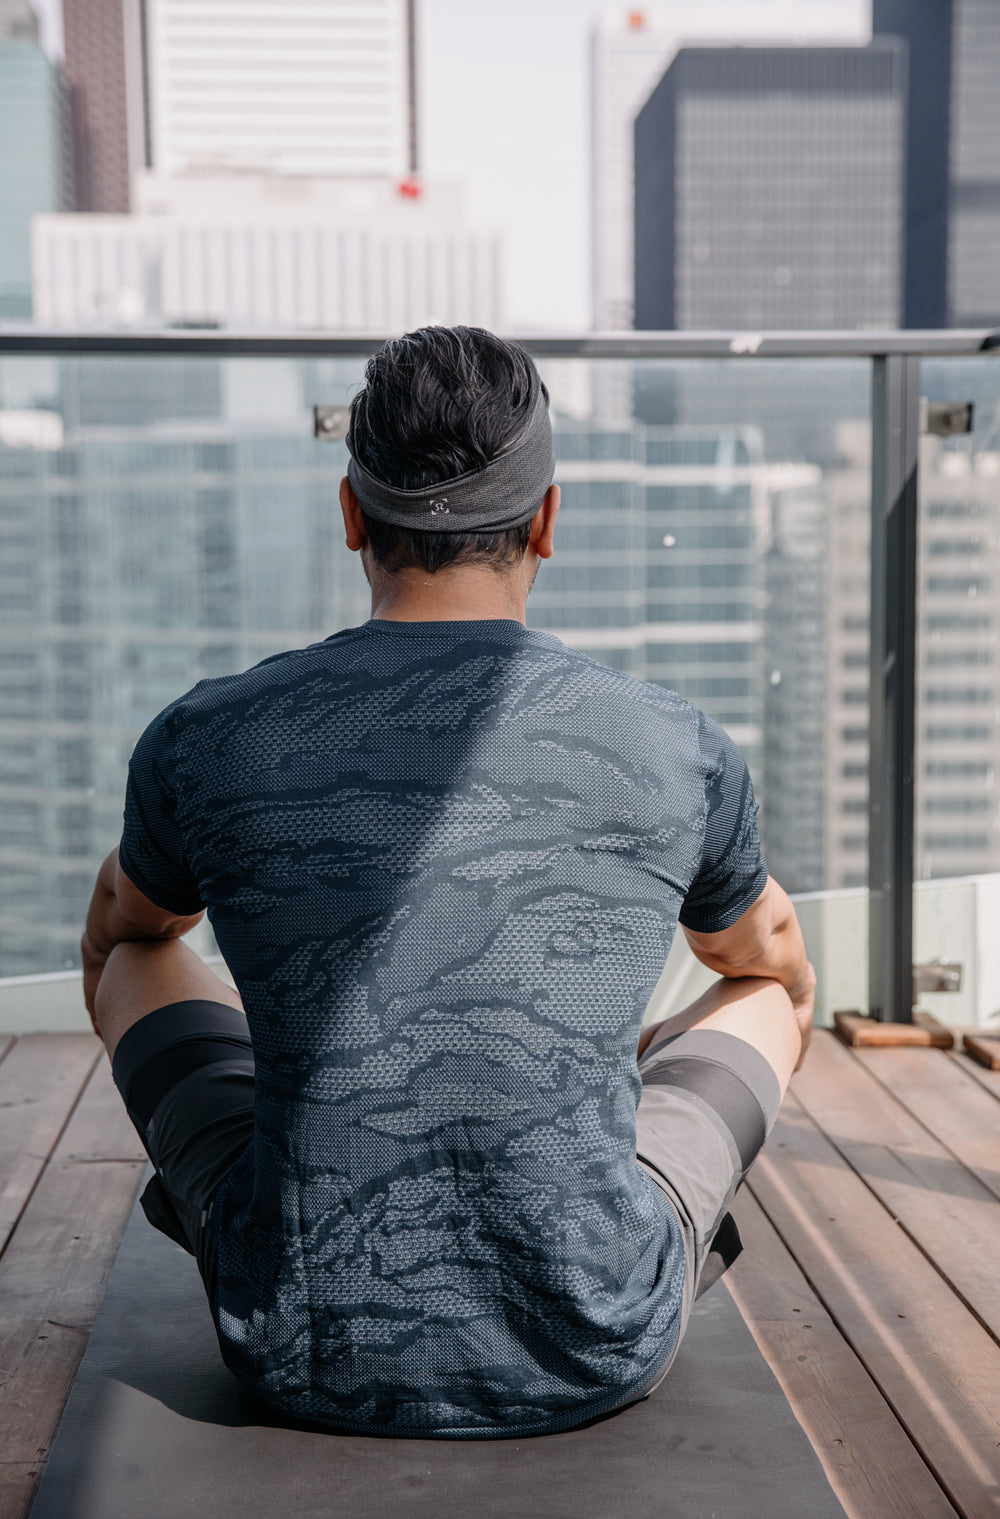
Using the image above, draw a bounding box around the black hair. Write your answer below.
[348,325,545,574]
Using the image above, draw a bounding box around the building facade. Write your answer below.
[874,0,1000,327]
[0,1,72,319]
[591,10,678,331]
[62,0,133,213]
[32,176,503,331]
[142,0,415,181]
[634,45,905,331]
[590,6,869,333]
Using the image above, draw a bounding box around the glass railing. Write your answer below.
[0,331,997,1023]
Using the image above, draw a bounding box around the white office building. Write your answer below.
[142,0,416,181]
[32,176,503,331]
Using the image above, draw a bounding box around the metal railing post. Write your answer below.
[868,353,921,1022]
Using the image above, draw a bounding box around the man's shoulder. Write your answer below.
[543,635,704,725]
[132,629,369,762]
[166,629,368,717]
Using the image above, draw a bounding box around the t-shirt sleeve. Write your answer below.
[118,708,204,915]
[678,714,768,934]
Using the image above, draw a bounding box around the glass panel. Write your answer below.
[535,357,871,901]
[916,358,1000,883]
[0,351,870,974]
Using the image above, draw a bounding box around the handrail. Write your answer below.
[0,328,998,359]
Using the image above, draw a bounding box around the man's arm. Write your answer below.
[81,846,204,1031]
[682,876,816,1068]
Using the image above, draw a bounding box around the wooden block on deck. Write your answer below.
[962,1032,1000,1070]
[833,1010,954,1049]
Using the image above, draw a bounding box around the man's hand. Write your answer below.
[683,877,816,1071]
[82,847,204,1036]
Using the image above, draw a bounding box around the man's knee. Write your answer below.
[679,976,801,1096]
[93,938,185,1051]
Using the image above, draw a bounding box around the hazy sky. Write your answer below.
[33,0,871,330]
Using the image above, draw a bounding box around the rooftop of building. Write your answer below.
[1,1017,998,1517]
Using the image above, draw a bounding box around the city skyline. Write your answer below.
[31,0,870,330]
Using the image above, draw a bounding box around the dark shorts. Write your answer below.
[111,1000,256,1276]
[633,1026,781,1388]
[112,1004,781,1323]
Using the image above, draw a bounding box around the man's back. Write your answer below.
[120,616,752,1436]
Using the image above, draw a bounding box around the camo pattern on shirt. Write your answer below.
[119,619,767,1437]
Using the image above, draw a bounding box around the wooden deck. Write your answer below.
[0,1031,998,1519]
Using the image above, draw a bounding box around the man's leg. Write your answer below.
[94,937,245,1061]
[94,939,254,1269]
[629,975,798,1399]
[638,974,800,1098]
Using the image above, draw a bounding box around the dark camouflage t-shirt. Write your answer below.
[119,618,767,1437]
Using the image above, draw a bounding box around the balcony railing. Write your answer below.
[1,326,999,1024]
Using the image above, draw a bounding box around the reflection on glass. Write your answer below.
[0,352,879,973]
[916,360,1000,883]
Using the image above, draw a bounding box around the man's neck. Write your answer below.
[368,562,532,625]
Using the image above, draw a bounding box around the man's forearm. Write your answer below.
[683,878,816,1065]
[690,923,814,1010]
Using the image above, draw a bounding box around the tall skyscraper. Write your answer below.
[62,0,133,213]
[591,11,677,331]
[142,0,416,180]
[634,45,906,331]
[590,6,870,332]
[874,0,1000,327]
[0,0,72,318]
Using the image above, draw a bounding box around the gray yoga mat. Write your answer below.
[32,1183,845,1519]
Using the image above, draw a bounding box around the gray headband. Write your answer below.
[346,379,555,533]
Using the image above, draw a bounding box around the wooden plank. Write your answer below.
[833,1011,953,1049]
[0,1034,101,1256]
[0,1056,145,1489]
[748,1089,1000,1518]
[962,1033,1000,1072]
[849,1043,1000,1208]
[0,1464,43,1519]
[790,1035,1000,1343]
[727,1189,958,1519]
[949,1047,1000,1104]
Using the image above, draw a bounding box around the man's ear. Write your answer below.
[530,483,560,561]
[340,477,368,553]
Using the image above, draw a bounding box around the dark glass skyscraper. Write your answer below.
[874,0,1000,327]
[634,45,906,332]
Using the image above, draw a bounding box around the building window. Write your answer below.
[926,649,991,667]
[927,577,990,595]
[924,796,991,813]
[925,725,990,741]
[925,760,991,778]
[924,688,992,704]
[925,614,991,630]
[926,538,983,555]
[923,833,990,850]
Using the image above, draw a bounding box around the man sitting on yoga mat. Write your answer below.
[82,326,815,1439]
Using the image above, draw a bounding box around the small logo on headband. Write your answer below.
[429,499,450,514]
